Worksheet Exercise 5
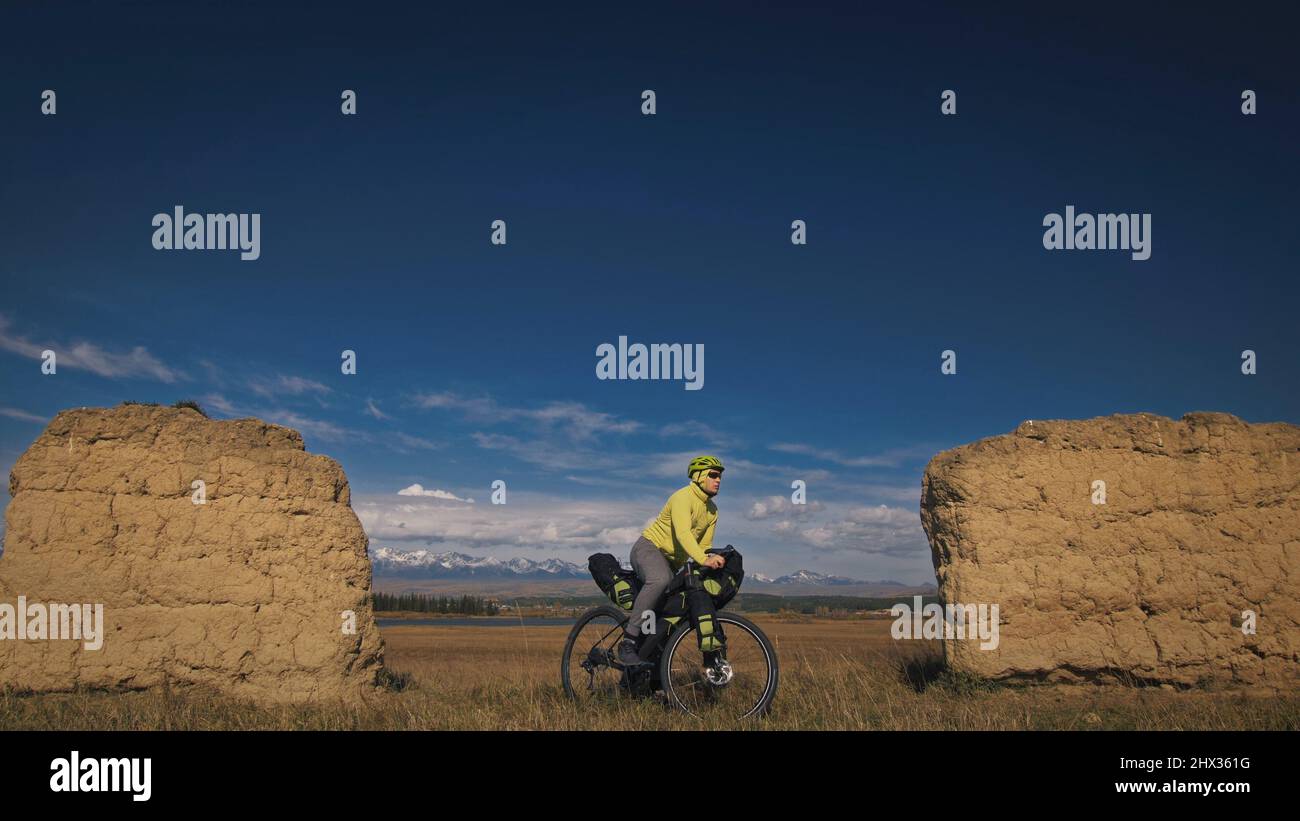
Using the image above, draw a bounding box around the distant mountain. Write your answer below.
[746,569,922,587]
[368,547,933,591]
[370,547,588,580]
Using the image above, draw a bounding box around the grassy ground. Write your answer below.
[1,617,1296,730]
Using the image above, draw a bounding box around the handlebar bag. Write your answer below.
[699,546,745,610]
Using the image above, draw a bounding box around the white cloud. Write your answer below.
[248,374,331,398]
[262,410,351,442]
[413,391,647,472]
[354,493,650,557]
[411,392,498,416]
[365,398,390,420]
[793,504,926,556]
[396,484,474,503]
[357,490,928,581]
[413,394,752,489]
[821,481,922,504]
[658,420,741,449]
[645,450,714,479]
[470,431,633,472]
[527,401,641,438]
[0,316,184,383]
[201,393,238,415]
[413,391,640,439]
[768,442,934,468]
[393,432,440,451]
[0,407,47,424]
[745,495,825,520]
[198,359,227,388]
[198,393,358,444]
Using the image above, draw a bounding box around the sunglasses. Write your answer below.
[706,471,722,479]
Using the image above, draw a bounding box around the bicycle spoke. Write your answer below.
[568,608,776,718]
[665,618,774,719]
[564,610,631,706]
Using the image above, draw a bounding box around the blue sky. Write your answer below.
[1,2,1297,585]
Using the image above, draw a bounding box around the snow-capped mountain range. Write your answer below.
[369,546,905,586]
[370,547,587,579]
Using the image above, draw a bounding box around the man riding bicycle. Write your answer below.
[618,455,726,666]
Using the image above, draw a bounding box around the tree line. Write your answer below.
[372,592,500,615]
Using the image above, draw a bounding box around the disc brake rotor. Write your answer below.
[704,658,734,686]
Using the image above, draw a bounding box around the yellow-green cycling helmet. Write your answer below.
[687,455,726,479]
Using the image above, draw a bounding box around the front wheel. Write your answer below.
[660,612,778,719]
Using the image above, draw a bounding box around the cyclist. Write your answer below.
[618,455,726,666]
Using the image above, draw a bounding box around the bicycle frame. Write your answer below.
[623,554,728,669]
[628,559,695,656]
[564,548,777,716]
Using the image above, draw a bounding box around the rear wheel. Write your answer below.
[660,612,778,719]
[561,605,632,704]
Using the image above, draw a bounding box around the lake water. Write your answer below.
[377,618,578,628]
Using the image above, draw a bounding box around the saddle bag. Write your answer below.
[588,553,641,611]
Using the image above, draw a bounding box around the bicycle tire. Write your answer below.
[660,611,779,719]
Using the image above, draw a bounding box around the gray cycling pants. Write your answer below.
[623,536,673,639]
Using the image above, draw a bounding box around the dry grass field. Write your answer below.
[1,616,1296,730]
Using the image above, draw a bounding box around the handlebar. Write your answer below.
[680,544,735,575]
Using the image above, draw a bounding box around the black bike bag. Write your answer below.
[588,553,641,611]
[699,545,745,609]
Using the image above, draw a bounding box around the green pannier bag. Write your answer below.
[699,546,744,609]
[659,546,745,652]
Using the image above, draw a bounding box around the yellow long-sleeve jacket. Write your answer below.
[642,482,716,569]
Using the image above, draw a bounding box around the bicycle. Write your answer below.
[561,557,779,719]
